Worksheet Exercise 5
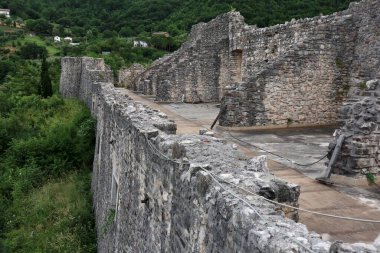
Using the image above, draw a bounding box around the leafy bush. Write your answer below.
[25,18,53,35]
[19,42,47,59]
[0,60,12,83]
[38,55,52,98]
[366,172,376,186]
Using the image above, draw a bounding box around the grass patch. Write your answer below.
[8,35,60,56]
[0,26,21,33]
[2,172,96,253]
[22,36,60,56]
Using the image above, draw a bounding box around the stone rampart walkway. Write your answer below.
[122,89,380,243]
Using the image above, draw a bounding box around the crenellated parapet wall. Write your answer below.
[60,56,378,252]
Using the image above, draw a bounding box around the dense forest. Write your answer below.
[0,0,357,72]
[0,0,358,252]
[0,0,356,37]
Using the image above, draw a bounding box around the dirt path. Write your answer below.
[123,90,380,243]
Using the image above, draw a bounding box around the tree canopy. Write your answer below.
[39,55,52,98]
[0,0,356,40]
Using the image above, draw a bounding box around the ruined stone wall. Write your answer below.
[60,57,378,253]
[130,0,379,128]
[60,57,82,98]
[133,13,243,102]
[323,0,380,177]
[118,63,145,89]
[349,1,380,82]
[60,57,113,108]
[329,79,380,176]
[221,0,379,127]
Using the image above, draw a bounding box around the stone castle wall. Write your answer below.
[60,57,113,108]
[222,12,356,126]
[59,57,378,253]
[130,0,379,128]
[132,13,241,102]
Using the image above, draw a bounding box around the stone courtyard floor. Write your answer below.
[122,89,380,244]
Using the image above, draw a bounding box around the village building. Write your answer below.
[133,40,148,48]
[54,36,61,43]
[63,37,73,42]
[0,9,10,18]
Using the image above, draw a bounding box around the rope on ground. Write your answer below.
[227,130,329,167]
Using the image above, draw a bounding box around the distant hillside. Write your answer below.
[0,0,358,72]
[0,0,357,39]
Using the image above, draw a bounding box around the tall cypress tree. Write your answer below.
[39,55,52,98]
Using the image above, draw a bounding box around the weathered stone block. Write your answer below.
[330,82,380,176]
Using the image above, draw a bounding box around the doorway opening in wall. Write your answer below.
[231,49,243,83]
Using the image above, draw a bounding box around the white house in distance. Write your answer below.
[0,9,10,18]
[133,40,148,48]
[54,36,61,43]
[64,37,73,43]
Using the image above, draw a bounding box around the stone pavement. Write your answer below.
[123,90,380,243]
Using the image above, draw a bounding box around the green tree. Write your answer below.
[39,55,52,98]
[26,19,53,35]
[0,60,11,83]
[4,18,12,26]
[19,43,47,59]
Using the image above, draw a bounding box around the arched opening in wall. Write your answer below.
[231,49,243,83]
